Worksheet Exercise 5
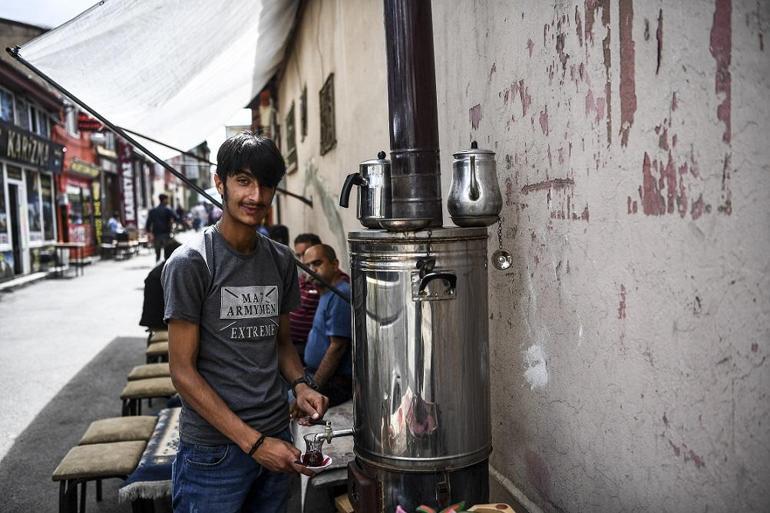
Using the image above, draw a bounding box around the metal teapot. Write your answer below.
[339,151,392,228]
[447,141,502,227]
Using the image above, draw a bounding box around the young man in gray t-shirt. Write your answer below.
[162,133,328,512]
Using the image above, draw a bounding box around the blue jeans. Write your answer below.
[172,429,292,513]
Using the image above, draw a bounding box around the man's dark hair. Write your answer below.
[318,244,337,263]
[159,194,168,202]
[268,225,289,246]
[294,233,321,247]
[216,132,286,188]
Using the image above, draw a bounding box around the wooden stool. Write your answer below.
[148,330,168,343]
[52,440,145,513]
[120,377,176,416]
[145,342,168,364]
[79,416,158,445]
[128,363,170,381]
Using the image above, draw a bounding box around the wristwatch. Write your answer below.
[291,374,319,394]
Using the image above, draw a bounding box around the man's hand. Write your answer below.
[295,384,329,422]
[253,437,315,477]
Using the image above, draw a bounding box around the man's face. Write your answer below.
[303,245,338,287]
[214,170,275,227]
[294,241,313,260]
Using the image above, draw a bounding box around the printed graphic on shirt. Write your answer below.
[220,286,279,319]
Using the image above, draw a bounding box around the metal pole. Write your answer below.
[120,126,313,208]
[6,45,349,304]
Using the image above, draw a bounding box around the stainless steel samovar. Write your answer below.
[347,228,491,511]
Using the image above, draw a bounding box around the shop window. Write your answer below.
[27,104,49,137]
[285,102,297,168]
[40,174,55,241]
[25,170,42,238]
[7,165,22,181]
[14,97,29,131]
[0,166,7,245]
[67,185,84,226]
[0,87,14,123]
[65,104,79,137]
[319,73,336,155]
[300,85,307,141]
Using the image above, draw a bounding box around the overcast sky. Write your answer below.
[0,0,251,172]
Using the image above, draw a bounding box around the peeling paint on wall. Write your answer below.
[302,161,348,263]
[523,344,548,390]
[710,0,732,144]
[618,284,627,319]
[656,9,664,74]
[470,103,483,130]
[619,0,637,147]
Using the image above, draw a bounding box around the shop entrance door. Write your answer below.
[8,183,22,275]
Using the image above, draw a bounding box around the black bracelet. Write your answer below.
[248,434,267,457]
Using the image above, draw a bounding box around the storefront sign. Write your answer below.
[70,159,101,179]
[92,181,102,245]
[96,145,118,160]
[0,121,64,173]
[77,113,102,131]
[118,141,136,224]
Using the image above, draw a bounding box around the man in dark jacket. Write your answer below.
[139,239,182,330]
[145,194,179,261]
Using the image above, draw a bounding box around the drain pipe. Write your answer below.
[383,0,443,228]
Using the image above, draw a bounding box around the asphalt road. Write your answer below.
[0,249,156,461]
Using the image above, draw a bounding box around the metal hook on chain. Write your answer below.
[491,216,512,270]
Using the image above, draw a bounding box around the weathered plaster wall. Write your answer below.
[432,0,769,511]
[277,0,389,269]
[277,0,769,511]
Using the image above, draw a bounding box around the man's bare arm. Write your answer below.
[276,314,329,420]
[312,336,349,388]
[168,319,312,475]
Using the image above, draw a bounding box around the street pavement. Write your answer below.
[0,248,157,461]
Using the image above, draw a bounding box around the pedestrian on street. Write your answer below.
[162,132,328,512]
[145,193,179,262]
[106,211,125,240]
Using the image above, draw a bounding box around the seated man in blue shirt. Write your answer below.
[301,243,352,407]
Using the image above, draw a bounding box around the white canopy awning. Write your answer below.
[18,0,298,159]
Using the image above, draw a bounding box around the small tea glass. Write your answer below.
[302,433,325,467]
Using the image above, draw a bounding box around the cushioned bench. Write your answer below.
[79,416,158,445]
[145,342,169,364]
[127,363,170,381]
[52,440,146,513]
[120,377,176,416]
[148,331,168,343]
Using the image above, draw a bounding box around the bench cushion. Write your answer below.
[149,331,169,343]
[120,377,176,400]
[52,441,146,481]
[145,342,168,356]
[128,363,170,381]
[79,416,158,445]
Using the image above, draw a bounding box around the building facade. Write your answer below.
[266,1,770,511]
[0,58,64,279]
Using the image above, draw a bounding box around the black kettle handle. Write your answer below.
[339,173,366,208]
[418,272,457,293]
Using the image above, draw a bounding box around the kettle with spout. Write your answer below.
[447,141,502,227]
[339,151,392,228]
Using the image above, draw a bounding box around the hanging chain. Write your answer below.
[426,228,433,257]
[496,216,504,250]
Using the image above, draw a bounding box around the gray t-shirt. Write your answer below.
[162,227,300,445]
